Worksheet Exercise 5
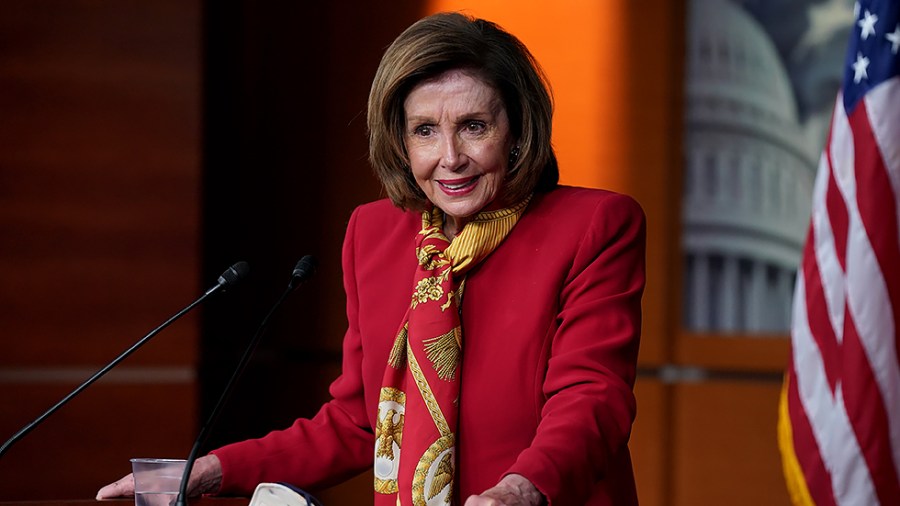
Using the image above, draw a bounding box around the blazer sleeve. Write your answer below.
[211,207,374,495]
[505,193,646,504]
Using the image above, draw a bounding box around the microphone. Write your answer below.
[211,261,251,295]
[175,256,317,506]
[0,261,250,459]
[289,255,318,290]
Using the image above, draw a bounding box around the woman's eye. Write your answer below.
[465,121,486,134]
[413,125,433,137]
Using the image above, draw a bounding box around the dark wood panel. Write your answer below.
[0,0,201,367]
[0,498,247,506]
[0,0,201,501]
[315,470,373,505]
[0,383,196,500]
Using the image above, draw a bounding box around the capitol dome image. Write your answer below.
[681,0,819,333]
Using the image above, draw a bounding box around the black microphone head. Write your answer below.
[218,261,250,288]
[290,255,317,287]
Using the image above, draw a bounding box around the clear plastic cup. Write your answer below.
[130,458,186,506]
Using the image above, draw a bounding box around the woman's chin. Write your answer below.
[435,197,489,222]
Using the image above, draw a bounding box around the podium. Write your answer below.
[0,499,248,506]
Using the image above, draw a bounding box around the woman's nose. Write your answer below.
[439,136,465,171]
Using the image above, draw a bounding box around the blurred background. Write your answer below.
[0,0,855,504]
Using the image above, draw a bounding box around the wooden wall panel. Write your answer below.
[0,0,200,500]
[0,1,201,367]
[631,378,670,506]
[671,380,790,505]
[620,0,686,369]
[0,382,195,499]
[676,334,789,372]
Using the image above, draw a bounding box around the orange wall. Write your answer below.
[427,1,629,191]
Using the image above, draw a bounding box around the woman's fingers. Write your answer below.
[96,473,135,499]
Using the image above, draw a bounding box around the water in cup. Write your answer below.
[136,491,179,506]
[131,458,186,506]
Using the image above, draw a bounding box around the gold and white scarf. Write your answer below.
[373,197,530,506]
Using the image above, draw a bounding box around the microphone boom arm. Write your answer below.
[175,255,316,506]
[0,262,249,459]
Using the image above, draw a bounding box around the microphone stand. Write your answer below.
[174,256,316,506]
[0,262,250,459]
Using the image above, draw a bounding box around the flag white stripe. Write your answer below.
[864,80,900,247]
[811,146,846,344]
[830,94,900,489]
[793,274,878,505]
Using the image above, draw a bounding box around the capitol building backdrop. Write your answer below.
[681,0,854,334]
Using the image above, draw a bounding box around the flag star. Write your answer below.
[887,24,900,54]
[852,52,870,83]
[858,9,878,40]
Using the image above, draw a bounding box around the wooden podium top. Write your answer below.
[0,499,248,506]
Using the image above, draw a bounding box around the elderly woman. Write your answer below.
[99,12,644,506]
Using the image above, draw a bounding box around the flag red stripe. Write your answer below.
[840,307,900,505]
[825,161,850,273]
[801,223,841,395]
[850,101,900,379]
[787,356,838,506]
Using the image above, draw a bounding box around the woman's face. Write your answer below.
[403,69,514,233]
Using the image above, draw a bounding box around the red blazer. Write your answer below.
[212,186,645,505]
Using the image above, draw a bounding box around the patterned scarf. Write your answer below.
[373,197,530,506]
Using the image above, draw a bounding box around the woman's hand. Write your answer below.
[464,474,545,506]
[96,472,135,499]
[96,454,223,499]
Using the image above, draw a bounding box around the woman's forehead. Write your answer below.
[403,70,504,115]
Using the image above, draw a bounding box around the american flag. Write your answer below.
[778,1,900,505]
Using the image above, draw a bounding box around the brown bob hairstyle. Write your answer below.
[367,12,559,210]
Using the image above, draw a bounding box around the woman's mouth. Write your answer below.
[437,176,480,194]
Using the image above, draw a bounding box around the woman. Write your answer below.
[98,12,645,506]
